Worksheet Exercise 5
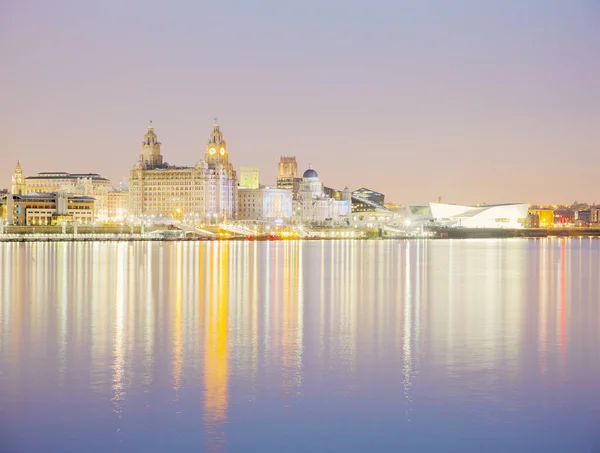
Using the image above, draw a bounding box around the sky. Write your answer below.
[1,0,599,205]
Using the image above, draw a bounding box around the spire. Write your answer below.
[208,120,224,145]
[12,161,25,194]
[140,121,163,168]
[143,121,158,143]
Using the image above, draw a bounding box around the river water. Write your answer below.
[1,239,599,452]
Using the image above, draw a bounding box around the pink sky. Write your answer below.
[1,0,599,205]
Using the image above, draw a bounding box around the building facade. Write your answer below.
[237,187,293,221]
[294,167,351,225]
[239,167,259,189]
[351,188,385,210]
[11,162,110,218]
[1,193,95,226]
[528,208,555,228]
[277,156,300,195]
[128,121,237,222]
[554,209,575,226]
[407,202,529,228]
[347,187,397,226]
[107,190,129,220]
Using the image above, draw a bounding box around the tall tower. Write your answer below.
[11,161,25,195]
[277,156,299,194]
[278,156,298,179]
[204,119,236,222]
[206,119,228,165]
[139,121,163,169]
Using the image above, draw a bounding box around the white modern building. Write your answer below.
[237,187,293,221]
[406,202,529,228]
[294,167,351,225]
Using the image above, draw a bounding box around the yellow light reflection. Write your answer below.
[403,241,413,421]
[558,239,567,381]
[112,244,128,415]
[172,242,183,397]
[204,243,229,452]
[280,241,303,398]
[538,239,549,376]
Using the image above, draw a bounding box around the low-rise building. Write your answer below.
[528,208,555,228]
[237,187,293,221]
[554,209,575,226]
[1,193,95,226]
[351,188,385,208]
[575,210,591,226]
[347,187,397,226]
[590,208,600,224]
[407,202,529,229]
[11,162,110,218]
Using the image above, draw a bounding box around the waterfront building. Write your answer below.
[1,193,95,226]
[11,162,110,218]
[348,187,397,226]
[351,188,385,209]
[239,167,259,189]
[107,190,129,220]
[591,207,600,224]
[237,186,293,221]
[128,121,237,222]
[528,208,555,228]
[554,209,575,226]
[575,210,591,226]
[294,166,351,225]
[407,202,529,229]
[277,156,301,196]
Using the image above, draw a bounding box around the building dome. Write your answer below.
[303,168,318,178]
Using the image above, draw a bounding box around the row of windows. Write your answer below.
[132,173,235,180]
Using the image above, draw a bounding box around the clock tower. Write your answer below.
[206,119,228,165]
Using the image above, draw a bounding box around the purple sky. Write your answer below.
[1,0,599,205]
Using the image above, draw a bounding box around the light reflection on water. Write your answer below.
[1,239,600,452]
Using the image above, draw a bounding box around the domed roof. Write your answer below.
[303,168,318,178]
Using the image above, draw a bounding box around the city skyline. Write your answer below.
[2,1,599,205]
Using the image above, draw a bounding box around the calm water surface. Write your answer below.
[1,239,600,452]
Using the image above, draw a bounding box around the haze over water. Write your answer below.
[1,239,600,452]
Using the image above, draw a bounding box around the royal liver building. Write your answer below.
[129,121,237,222]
